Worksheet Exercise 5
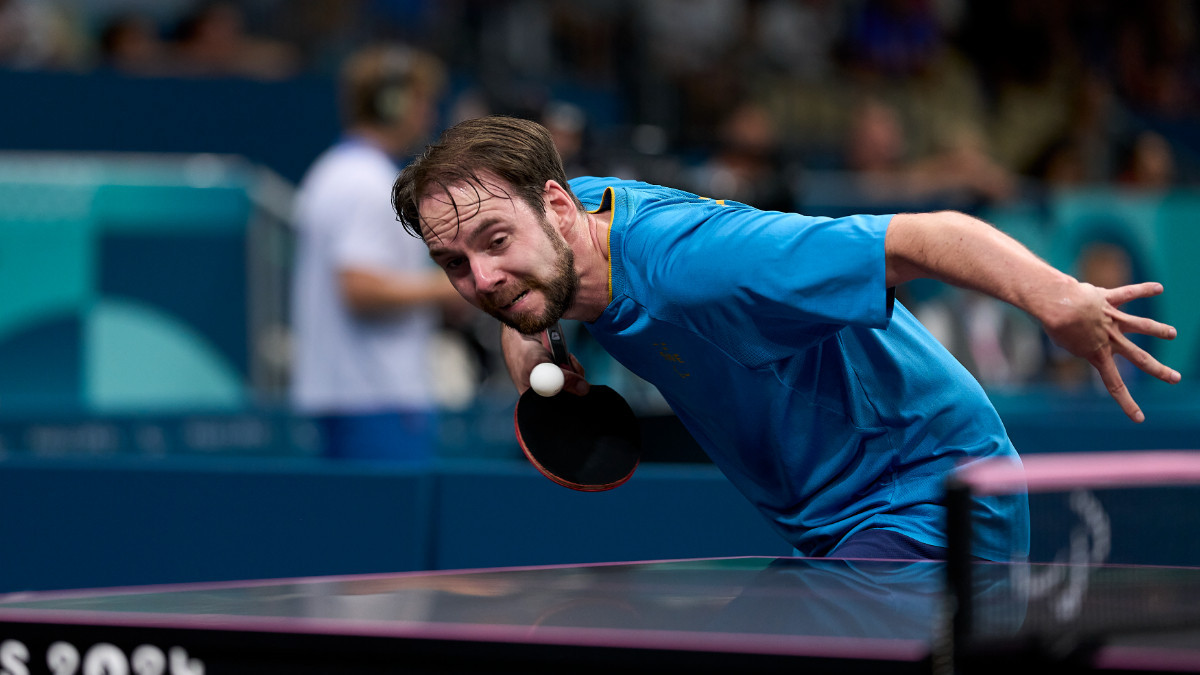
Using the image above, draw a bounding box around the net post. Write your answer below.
[944,474,975,670]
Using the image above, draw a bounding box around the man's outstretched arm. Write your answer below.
[885,210,1180,422]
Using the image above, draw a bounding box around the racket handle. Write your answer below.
[546,323,570,366]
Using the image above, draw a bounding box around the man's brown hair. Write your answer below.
[391,115,581,239]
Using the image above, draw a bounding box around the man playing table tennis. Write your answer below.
[391,115,1181,561]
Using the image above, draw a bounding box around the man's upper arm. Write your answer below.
[884,212,937,288]
[634,204,894,329]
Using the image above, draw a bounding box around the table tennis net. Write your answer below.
[943,451,1200,663]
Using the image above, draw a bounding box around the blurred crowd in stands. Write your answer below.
[2,0,1196,399]
[3,1,1196,195]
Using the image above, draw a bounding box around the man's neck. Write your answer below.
[563,209,614,323]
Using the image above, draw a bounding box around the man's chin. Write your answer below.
[493,309,560,336]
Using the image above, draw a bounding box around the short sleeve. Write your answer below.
[624,199,894,330]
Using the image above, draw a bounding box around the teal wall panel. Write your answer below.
[0,157,258,414]
[92,185,251,233]
[85,300,245,412]
[0,217,93,340]
[97,229,248,383]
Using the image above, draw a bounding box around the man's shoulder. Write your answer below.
[569,176,634,203]
[573,179,726,231]
[568,176,695,202]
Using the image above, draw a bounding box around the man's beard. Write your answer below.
[482,224,579,335]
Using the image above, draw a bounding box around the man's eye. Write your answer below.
[443,257,465,271]
[489,235,508,249]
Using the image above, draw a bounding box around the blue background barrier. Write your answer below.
[5,443,1196,593]
[0,70,337,185]
[0,455,433,591]
[0,456,788,593]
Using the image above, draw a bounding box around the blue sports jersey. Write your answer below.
[568,176,1029,560]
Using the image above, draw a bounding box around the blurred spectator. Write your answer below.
[290,44,463,462]
[482,0,554,82]
[98,12,172,75]
[172,1,300,79]
[846,98,905,175]
[1032,136,1088,189]
[543,100,594,178]
[547,0,631,86]
[1117,130,1176,191]
[0,0,86,69]
[747,0,842,81]
[1029,74,1124,187]
[1080,240,1136,291]
[635,0,753,146]
[637,0,747,77]
[961,1,1082,174]
[688,101,798,212]
[841,98,1016,208]
[245,0,365,75]
[1112,1,1199,119]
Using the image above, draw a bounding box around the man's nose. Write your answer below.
[471,256,503,292]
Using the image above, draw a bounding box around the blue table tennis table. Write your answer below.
[2,556,1198,674]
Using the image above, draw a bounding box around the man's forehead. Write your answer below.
[418,176,516,245]
[420,181,491,214]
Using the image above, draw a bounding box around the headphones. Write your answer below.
[367,48,416,124]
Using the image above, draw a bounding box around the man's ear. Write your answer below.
[543,179,578,234]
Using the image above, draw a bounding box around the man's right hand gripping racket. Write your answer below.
[514,323,642,491]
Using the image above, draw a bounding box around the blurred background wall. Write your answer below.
[2,0,1200,590]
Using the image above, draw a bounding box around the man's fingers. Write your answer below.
[562,371,591,396]
[1105,282,1163,307]
[1112,332,1182,384]
[1112,310,1177,341]
[1090,352,1144,423]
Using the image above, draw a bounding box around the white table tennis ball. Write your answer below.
[530,362,565,397]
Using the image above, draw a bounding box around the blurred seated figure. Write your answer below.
[688,101,799,212]
[845,98,1017,207]
[98,13,173,75]
[0,0,85,69]
[1116,131,1176,192]
[1027,74,1122,189]
[172,1,299,79]
[543,101,595,179]
[801,98,1017,216]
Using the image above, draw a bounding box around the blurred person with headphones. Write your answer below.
[290,44,462,461]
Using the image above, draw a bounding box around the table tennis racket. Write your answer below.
[514,323,641,491]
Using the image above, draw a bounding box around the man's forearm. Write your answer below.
[884,211,1076,326]
[884,210,1180,422]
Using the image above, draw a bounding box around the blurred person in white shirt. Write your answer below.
[291,44,462,461]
